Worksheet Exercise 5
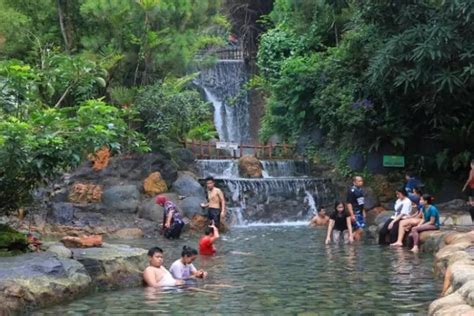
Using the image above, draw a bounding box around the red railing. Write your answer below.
[182,140,296,159]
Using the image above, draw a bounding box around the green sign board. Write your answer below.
[383,155,405,167]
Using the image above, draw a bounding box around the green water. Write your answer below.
[34,224,441,315]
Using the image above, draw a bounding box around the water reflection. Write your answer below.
[34,226,440,315]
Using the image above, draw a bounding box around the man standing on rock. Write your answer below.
[346,176,366,240]
[200,176,226,226]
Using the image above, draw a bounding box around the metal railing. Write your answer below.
[195,46,244,61]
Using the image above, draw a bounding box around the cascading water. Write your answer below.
[195,159,334,225]
[194,61,251,144]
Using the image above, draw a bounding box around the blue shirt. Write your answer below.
[422,205,440,228]
[405,178,420,194]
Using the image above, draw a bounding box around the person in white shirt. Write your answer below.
[143,247,184,287]
[378,188,412,245]
[169,246,207,281]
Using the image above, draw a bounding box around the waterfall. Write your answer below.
[261,160,310,178]
[195,159,239,179]
[194,61,251,144]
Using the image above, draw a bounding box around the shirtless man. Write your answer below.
[143,247,184,287]
[309,207,330,226]
[200,176,226,226]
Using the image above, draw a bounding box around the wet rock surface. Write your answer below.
[0,243,148,314]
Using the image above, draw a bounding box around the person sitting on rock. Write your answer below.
[199,222,219,256]
[325,201,353,244]
[378,188,412,245]
[170,246,207,282]
[408,194,440,252]
[156,195,184,239]
[143,246,184,287]
[389,196,423,247]
[309,207,330,226]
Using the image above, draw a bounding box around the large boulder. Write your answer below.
[138,198,164,222]
[238,155,262,178]
[71,243,147,289]
[0,252,91,315]
[143,172,168,196]
[102,185,140,212]
[179,196,206,218]
[46,243,73,258]
[172,172,205,198]
[47,202,75,225]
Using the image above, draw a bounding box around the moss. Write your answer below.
[0,224,28,251]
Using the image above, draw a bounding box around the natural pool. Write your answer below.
[35,224,441,315]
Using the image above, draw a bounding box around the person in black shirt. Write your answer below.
[346,176,366,241]
[325,201,354,244]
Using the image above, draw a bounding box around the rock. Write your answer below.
[0,252,91,315]
[171,148,195,169]
[111,228,144,239]
[47,244,73,258]
[363,186,379,210]
[432,304,474,316]
[445,232,474,245]
[172,172,205,198]
[450,262,474,292]
[68,183,103,203]
[71,243,147,289]
[429,292,466,315]
[458,280,474,306]
[61,235,103,248]
[366,206,386,226]
[420,230,449,254]
[374,211,393,226]
[438,199,470,211]
[87,147,110,171]
[138,198,164,222]
[102,185,139,212]
[190,214,208,231]
[0,224,28,251]
[179,196,206,218]
[238,155,263,178]
[47,202,75,225]
[143,172,168,196]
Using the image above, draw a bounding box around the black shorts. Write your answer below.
[164,222,184,239]
[208,208,221,226]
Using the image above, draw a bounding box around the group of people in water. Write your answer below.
[312,173,442,253]
[144,177,224,287]
[144,160,474,287]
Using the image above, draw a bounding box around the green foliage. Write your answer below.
[134,77,212,145]
[187,122,218,141]
[258,0,473,174]
[0,100,149,212]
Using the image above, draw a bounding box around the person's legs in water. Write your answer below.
[409,224,438,252]
[378,218,392,245]
[388,220,401,244]
[164,222,184,239]
[208,208,221,226]
[343,230,350,244]
[332,230,341,244]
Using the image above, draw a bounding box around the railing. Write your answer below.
[182,140,296,159]
[195,46,244,61]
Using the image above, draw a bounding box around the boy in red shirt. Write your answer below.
[199,223,219,256]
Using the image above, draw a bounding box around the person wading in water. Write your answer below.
[200,176,226,227]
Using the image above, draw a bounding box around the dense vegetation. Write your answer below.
[0,0,226,212]
[257,0,473,175]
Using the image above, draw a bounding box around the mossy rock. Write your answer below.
[0,224,28,251]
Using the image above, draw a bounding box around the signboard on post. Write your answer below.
[216,142,239,150]
[383,155,405,167]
